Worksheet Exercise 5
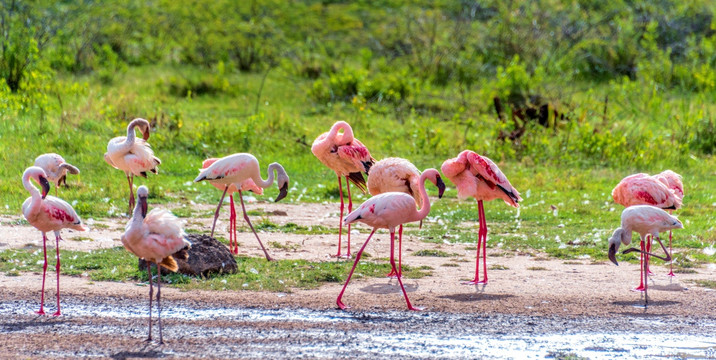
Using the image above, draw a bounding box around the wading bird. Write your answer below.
[194,153,289,261]
[367,157,442,278]
[652,170,685,277]
[337,169,445,311]
[202,158,263,255]
[607,205,682,306]
[104,118,161,214]
[612,172,682,287]
[441,150,521,285]
[34,153,80,196]
[122,186,190,344]
[312,121,374,258]
[22,166,87,316]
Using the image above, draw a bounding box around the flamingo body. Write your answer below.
[612,173,681,210]
[34,153,80,188]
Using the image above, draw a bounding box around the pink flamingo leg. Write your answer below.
[146,262,153,342]
[386,225,403,278]
[645,237,654,276]
[210,185,229,238]
[156,261,164,344]
[345,178,352,258]
[335,176,345,258]
[127,175,135,214]
[52,233,62,316]
[229,194,238,254]
[390,230,421,311]
[667,230,675,277]
[36,233,48,315]
[238,190,273,261]
[463,200,488,285]
[644,251,650,306]
[337,229,376,310]
[633,238,646,292]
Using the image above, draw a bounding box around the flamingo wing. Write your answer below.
[42,196,87,231]
[337,141,373,173]
[463,152,522,202]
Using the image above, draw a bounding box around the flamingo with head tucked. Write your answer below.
[367,157,444,278]
[104,118,161,214]
[312,121,374,258]
[202,158,263,255]
[194,153,289,261]
[21,166,87,316]
[337,169,445,311]
[652,169,685,277]
[607,205,682,306]
[612,172,682,288]
[34,153,80,195]
[441,150,521,285]
[122,185,191,344]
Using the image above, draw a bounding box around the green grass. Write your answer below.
[691,280,716,289]
[412,249,458,257]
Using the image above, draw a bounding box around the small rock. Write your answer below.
[271,210,288,216]
[139,233,237,277]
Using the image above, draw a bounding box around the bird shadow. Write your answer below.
[360,281,418,294]
[111,345,166,360]
[612,300,681,307]
[1,316,68,332]
[438,293,515,303]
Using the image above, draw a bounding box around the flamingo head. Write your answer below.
[273,163,290,203]
[38,174,50,199]
[130,118,151,141]
[424,169,446,199]
[137,185,149,217]
[607,228,627,266]
[24,167,51,199]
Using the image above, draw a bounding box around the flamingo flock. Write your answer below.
[18,118,688,341]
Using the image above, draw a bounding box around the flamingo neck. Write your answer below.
[254,163,278,189]
[23,172,43,217]
[123,118,148,146]
[414,171,434,221]
[126,201,145,238]
[329,121,354,144]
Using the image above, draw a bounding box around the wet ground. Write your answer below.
[2,297,715,359]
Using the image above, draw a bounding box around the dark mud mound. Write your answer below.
[139,233,237,277]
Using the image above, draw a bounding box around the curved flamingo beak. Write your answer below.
[608,243,618,266]
[142,127,150,141]
[436,176,446,199]
[275,182,288,202]
[139,195,148,218]
[39,176,51,199]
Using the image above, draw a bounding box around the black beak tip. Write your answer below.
[275,183,289,202]
[39,177,51,199]
[608,244,618,266]
[436,177,446,199]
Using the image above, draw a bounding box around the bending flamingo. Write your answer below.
[21,166,87,316]
[367,157,445,278]
[194,153,289,261]
[653,170,685,277]
[441,150,521,285]
[122,186,191,344]
[104,118,161,214]
[34,153,80,195]
[612,172,682,288]
[607,205,682,306]
[202,158,263,255]
[312,121,374,258]
[338,169,445,311]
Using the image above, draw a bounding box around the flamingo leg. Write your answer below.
[238,190,273,261]
[645,237,654,276]
[633,238,646,292]
[391,230,421,311]
[463,200,488,285]
[335,176,345,258]
[127,174,135,214]
[337,229,375,310]
[386,225,403,278]
[210,185,229,238]
[667,230,675,277]
[229,194,237,254]
[345,177,352,258]
[36,233,48,315]
[155,261,164,344]
[644,251,649,307]
[146,261,153,342]
[53,233,62,316]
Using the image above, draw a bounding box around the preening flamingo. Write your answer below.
[194,153,289,261]
[607,205,682,306]
[21,166,87,316]
[337,169,445,311]
[312,121,374,258]
[104,118,161,214]
[652,169,685,277]
[441,150,521,285]
[34,153,80,195]
[612,172,683,287]
[202,158,263,255]
[122,186,191,343]
[367,157,445,278]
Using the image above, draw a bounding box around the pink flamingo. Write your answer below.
[21,166,87,316]
[612,172,682,288]
[337,169,445,311]
[34,153,80,195]
[441,150,521,285]
[607,205,682,306]
[104,118,161,214]
[367,157,445,278]
[122,185,191,344]
[201,158,263,255]
[653,170,685,277]
[312,121,374,258]
[194,153,289,261]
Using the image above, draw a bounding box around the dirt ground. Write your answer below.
[1,201,715,358]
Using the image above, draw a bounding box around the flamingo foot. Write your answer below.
[462,278,488,285]
[35,309,45,316]
[646,270,655,276]
[667,270,676,277]
[632,284,646,292]
[333,252,351,259]
[408,305,423,311]
[145,337,152,343]
[232,248,239,255]
[52,310,61,317]
[337,300,350,310]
